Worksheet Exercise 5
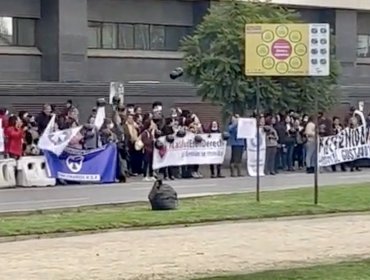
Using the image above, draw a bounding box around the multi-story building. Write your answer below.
[0,0,369,119]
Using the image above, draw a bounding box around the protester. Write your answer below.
[82,116,99,150]
[61,100,73,117]
[68,121,84,149]
[24,115,40,156]
[304,116,316,174]
[141,120,155,182]
[124,114,142,176]
[100,119,117,145]
[4,115,25,159]
[264,118,279,175]
[348,116,361,172]
[36,104,52,135]
[208,121,224,178]
[228,114,245,177]
[283,115,296,171]
[293,119,305,169]
[188,114,203,178]
[331,116,346,172]
[159,117,175,180]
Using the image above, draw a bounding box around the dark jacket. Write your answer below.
[274,122,286,144]
[35,112,51,135]
[228,123,245,147]
[141,129,154,155]
[162,125,174,136]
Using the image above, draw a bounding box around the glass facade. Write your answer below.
[88,21,192,51]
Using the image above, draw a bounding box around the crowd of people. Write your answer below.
[0,100,224,182]
[0,100,366,184]
[236,107,365,176]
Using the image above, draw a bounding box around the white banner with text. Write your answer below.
[246,129,266,177]
[153,133,227,170]
[319,125,370,167]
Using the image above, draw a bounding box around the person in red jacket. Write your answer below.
[5,115,25,159]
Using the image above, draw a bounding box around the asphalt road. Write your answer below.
[0,171,370,214]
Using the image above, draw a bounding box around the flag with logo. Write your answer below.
[38,114,83,156]
[43,144,117,183]
[246,129,266,177]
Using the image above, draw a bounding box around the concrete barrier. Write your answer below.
[17,156,56,187]
[0,158,17,188]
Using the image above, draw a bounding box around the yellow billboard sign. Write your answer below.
[245,23,330,76]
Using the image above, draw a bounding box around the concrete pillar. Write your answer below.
[38,0,59,81]
[58,0,88,82]
[37,0,88,82]
[335,10,357,63]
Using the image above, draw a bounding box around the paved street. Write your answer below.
[1,214,370,280]
[0,171,369,213]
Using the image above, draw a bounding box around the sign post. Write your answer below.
[245,23,330,203]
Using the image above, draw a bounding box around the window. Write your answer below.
[0,17,36,46]
[87,21,192,51]
[102,23,117,49]
[165,26,191,51]
[357,35,370,58]
[15,18,35,46]
[0,17,13,45]
[118,24,133,49]
[150,25,165,50]
[88,22,101,48]
[134,24,149,50]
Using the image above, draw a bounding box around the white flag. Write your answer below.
[94,106,105,130]
[38,115,82,156]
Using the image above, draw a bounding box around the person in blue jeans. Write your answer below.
[228,114,245,177]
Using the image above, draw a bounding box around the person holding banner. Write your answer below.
[141,120,155,182]
[304,116,316,174]
[228,114,245,177]
[331,117,347,172]
[207,121,224,178]
[348,116,361,172]
[159,117,176,180]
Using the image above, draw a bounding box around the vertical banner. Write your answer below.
[246,130,266,177]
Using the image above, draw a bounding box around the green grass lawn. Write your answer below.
[0,184,370,237]
[196,259,370,279]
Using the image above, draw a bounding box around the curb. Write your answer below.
[0,211,369,244]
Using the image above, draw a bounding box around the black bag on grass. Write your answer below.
[148,178,178,211]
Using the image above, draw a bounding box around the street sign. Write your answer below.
[245,23,330,77]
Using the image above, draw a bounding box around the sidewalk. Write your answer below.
[1,214,370,280]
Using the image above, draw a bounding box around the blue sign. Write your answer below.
[44,144,118,183]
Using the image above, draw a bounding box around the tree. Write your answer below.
[181,0,340,117]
